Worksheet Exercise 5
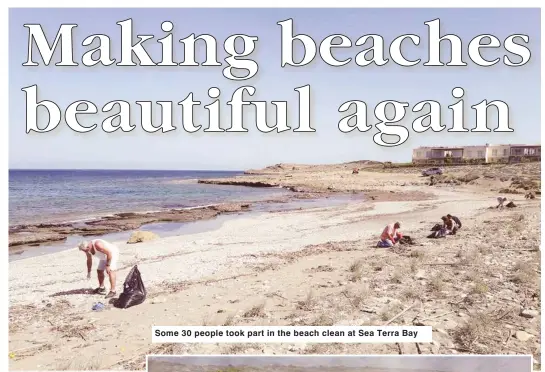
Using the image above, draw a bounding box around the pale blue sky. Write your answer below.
[9,8,541,170]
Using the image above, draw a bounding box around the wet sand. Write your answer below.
[9,193,360,261]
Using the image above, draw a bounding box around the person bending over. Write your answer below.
[78,239,119,298]
[379,222,402,247]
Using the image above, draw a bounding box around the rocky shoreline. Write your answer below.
[8,202,252,248]
[8,189,338,250]
[197,179,323,193]
[9,168,432,250]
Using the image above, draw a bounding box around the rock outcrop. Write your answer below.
[127,231,159,244]
[9,202,252,249]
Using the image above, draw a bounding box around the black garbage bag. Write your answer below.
[115,265,147,309]
[430,223,442,232]
[399,235,415,245]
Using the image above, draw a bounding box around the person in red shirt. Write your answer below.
[378,222,402,247]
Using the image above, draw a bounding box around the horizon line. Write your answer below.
[8,168,244,172]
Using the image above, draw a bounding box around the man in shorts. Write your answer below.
[78,239,120,298]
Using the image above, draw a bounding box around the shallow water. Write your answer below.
[9,194,359,262]
[9,169,288,226]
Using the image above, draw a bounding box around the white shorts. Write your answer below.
[97,249,119,271]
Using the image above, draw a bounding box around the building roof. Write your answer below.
[413,143,541,150]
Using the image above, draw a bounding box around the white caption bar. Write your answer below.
[152,326,432,343]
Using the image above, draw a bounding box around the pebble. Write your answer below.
[435,328,449,335]
[288,346,304,352]
[415,270,426,280]
[521,309,539,319]
[515,330,534,341]
[262,347,276,354]
[443,320,459,330]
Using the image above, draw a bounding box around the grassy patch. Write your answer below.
[296,290,316,311]
[242,303,266,318]
[510,261,538,286]
[453,313,494,352]
[310,313,336,326]
[409,250,425,259]
[427,274,444,293]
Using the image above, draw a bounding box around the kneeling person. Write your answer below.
[378,222,402,247]
[78,239,119,298]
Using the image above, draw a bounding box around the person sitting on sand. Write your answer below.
[377,222,402,247]
[496,197,508,209]
[428,217,451,238]
[440,216,452,235]
[447,214,462,229]
[78,239,119,299]
[446,214,460,234]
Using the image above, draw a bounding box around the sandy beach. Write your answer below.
[8,162,541,371]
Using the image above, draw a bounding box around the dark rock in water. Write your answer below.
[73,226,121,235]
[35,222,73,229]
[8,202,253,248]
[198,179,278,188]
[209,203,249,213]
[506,201,517,208]
[115,212,140,218]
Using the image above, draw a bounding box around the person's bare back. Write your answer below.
[78,239,119,298]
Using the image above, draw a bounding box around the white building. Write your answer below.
[412,144,541,164]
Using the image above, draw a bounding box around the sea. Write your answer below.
[9,169,358,261]
[9,169,288,226]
